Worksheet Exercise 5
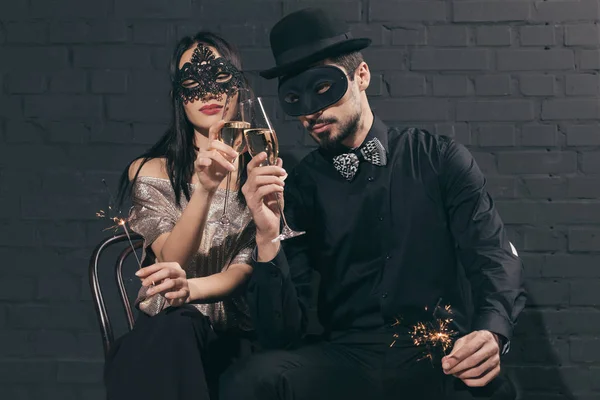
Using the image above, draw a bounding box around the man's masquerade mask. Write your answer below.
[278,66,348,117]
[175,44,244,103]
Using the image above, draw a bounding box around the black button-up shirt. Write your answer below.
[248,116,526,351]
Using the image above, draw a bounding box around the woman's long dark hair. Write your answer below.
[117,31,252,207]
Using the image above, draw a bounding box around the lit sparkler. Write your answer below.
[96,180,142,269]
[390,300,459,363]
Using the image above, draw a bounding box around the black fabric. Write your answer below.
[220,329,516,400]
[246,115,525,348]
[278,66,348,116]
[104,305,256,400]
[260,8,371,79]
[237,115,525,398]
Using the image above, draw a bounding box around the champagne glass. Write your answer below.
[216,88,251,225]
[243,97,305,242]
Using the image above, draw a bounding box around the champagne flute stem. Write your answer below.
[221,171,232,218]
[274,193,291,229]
[261,159,289,228]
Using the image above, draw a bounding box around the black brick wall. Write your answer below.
[1,1,599,399]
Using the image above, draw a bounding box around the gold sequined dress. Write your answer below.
[129,176,255,332]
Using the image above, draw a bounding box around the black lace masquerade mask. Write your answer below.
[175,44,244,103]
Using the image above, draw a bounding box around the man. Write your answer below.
[221,8,526,400]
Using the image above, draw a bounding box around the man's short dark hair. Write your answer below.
[329,51,364,80]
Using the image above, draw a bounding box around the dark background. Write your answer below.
[1,0,599,399]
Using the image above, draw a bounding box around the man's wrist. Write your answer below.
[256,236,281,262]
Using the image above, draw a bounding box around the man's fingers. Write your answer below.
[208,120,226,141]
[253,175,286,188]
[247,152,268,171]
[444,334,486,369]
[255,184,285,200]
[446,344,497,376]
[248,164,287,179]
[454,353,500,380]
[461,365,501,388]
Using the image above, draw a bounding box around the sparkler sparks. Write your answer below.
[390,300,459,363]
[96,180,142,269]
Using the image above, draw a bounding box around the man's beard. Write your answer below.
[310,110,361,152]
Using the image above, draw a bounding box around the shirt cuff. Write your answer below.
[472,312,513,355]
[250,246,290,280]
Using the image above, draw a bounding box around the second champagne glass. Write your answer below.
[243,97,305,242]
[216,88,251,225]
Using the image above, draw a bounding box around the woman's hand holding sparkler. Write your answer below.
[136,262,190,307]
[441,330,501,387]
[195,120,239,193]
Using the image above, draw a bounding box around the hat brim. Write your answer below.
[259,38,372,80]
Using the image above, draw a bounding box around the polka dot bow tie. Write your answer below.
[332,137,387,181]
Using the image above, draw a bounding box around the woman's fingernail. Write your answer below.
[135,271,141,276]
[147,289,154,295]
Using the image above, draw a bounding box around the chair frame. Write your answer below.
[89,233,144,358]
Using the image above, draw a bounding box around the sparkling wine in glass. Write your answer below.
[243,97,305,242]
[216,89,251,226]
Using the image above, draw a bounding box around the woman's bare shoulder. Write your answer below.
[128,158,169,181]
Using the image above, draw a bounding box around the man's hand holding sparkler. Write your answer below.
[441,330,501,388]
[136,262,190,307]
[195,120,239,193]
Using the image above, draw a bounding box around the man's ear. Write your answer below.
[355,61,370,92]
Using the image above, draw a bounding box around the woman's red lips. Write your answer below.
[199,104,223,115]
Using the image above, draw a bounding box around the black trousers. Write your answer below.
[104,305,255,400]
[220,329,516,400]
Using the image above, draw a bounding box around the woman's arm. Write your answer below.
[129,158,214,268]
[186,263,253,303]
[131,124,237,267]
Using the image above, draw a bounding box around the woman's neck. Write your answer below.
[194,128,210,149]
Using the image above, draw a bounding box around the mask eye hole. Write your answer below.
[216,72,232,83]
[284,93,300,104]
[315,82,332,95]
[182,79,200,89]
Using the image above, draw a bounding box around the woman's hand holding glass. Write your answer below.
[194,120,239,194]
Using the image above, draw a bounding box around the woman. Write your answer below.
[104,31,259,400]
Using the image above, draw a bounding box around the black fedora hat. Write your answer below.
[260,8,372,80]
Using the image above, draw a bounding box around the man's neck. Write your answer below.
[342,109,374,149]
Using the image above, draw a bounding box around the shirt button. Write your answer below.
[379,216,384,221]
[386,254,391,260]
[381,292,388,298]
[367,176,374,182]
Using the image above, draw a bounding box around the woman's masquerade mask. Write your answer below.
[175,44,244,104]
[278,66,349,117]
